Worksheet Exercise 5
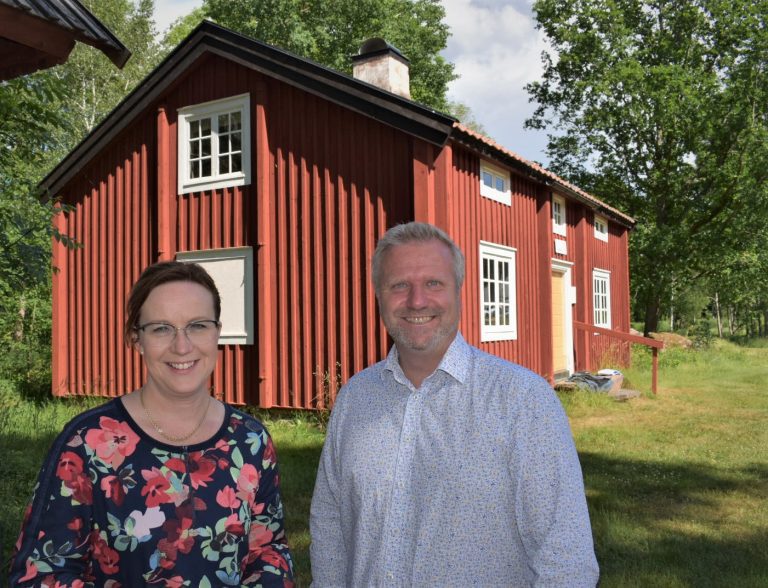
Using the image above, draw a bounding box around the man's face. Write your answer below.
[377,239,461,364]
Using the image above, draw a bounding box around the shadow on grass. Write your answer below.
[581,452,768,587]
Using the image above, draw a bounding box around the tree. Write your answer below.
[201,0,456,110]
[526,0,768,334]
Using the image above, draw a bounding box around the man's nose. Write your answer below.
[407,283,428,308]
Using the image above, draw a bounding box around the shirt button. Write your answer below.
[387,572,394,579]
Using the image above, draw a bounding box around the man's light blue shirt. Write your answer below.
[310,333,599,587]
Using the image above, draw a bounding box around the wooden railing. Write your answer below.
[573,322,665,394]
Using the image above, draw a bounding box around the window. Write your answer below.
[592,269,611,328]
[176,247,254,344]
[552,194,566,236]
[594,214,608,242]
[178,94,251,194]
[479,241,517,341]
[480,161,511,206]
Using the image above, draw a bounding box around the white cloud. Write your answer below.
[154,0,203,33]
[442,0,550,163]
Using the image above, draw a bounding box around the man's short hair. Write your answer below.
[372,222,465,293]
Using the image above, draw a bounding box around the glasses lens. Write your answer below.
[185,320,218,343]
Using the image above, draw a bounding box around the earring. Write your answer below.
[139,348,144,355]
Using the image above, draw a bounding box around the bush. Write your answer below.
[690,318,715,349]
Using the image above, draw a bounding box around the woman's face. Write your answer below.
[136,280,220,398]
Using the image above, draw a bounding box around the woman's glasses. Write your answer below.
[136,320,221,347]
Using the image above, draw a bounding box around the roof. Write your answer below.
[0,0,130,80]
[39,20,456,198]
[37,20,633,228]
[452,123,635,228]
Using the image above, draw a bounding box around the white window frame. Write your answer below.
[176,247,254,345]
[479,161,512,206]
[594,214,609,242]
[479,241,518,341]
[592,268,611,328]
[177,94,251,194]
[552,194,567,236]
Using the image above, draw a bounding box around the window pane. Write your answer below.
[202,138,211,157]
[231,111,242,130]
[190,120,200,139]
[202,159,211,176]
[219,134,229,154]
[191,160,200,178]
[495,176,505,191]
[483,171,493,187]
[231,132,241,151]
[201,117,211,135]
[219,113,229,132]
[219,155,229,174]
[231,153,242,172]
[191,141,199,158]
[502,305,509,326]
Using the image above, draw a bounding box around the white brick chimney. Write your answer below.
[351,38,411,99]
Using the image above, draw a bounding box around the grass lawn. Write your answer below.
[1,339,767,586]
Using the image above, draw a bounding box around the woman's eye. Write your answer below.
[150,324,173,335]
[188,321,210,332]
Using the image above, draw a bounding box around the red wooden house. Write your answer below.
[42,21,635,408]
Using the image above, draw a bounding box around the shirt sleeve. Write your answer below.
[512,378,600,587]
[10,428,95,586]
[309,397,347,587]
[241,430,295,587]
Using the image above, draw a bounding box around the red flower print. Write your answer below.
[260,546,289,570]
[164,576,185,588]
[248,523,274,550]
[188,451,216,489]
[90,531,120,575]
[66,470,93,505]
[263,438,276,466]
[216,486,241,509]
[56,451,84,482]
[19,559,38,582]
[217,457,230,470]
[164,457,186,473]
[84,417,140,468]
[224,513,245,537]
[67,517,84,532]
[236,463,260,504]
[101,476,126,506]
[141,467,172,507]
[215,438,230,452]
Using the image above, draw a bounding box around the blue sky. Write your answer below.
[153,0,550,165]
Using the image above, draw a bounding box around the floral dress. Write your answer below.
[10,399,294,587]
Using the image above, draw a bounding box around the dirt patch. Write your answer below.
[650,332,692,348]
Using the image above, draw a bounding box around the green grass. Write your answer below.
[2,338,767,586]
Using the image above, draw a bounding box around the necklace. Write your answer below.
[140,387,211,443]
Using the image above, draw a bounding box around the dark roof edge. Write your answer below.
[450,124,635,229]
[68,0,131,67]
[39,20,455,199]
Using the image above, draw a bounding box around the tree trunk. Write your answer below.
[714,292,723,338]
[643,295,661,337]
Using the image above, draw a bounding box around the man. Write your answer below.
[310,222,599,587]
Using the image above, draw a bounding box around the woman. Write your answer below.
[11,261,294,586]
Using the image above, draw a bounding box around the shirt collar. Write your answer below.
[384,332,470,387]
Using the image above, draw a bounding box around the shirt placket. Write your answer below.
[379,383,424,584]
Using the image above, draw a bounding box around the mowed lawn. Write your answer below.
[1,339,767,586]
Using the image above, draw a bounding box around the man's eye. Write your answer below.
[391,282,408,291]
[427,280,442,288]
[188,321,211,332]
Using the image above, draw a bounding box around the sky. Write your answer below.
[153,0,551,165]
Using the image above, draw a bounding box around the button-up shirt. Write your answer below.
[310,333,599,587]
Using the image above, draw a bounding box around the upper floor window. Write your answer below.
[552,194,566,236]
[479,241,517,341]
[593,269,611,328]
[594,214,608,242]
[480,161,511,206]
[177,94,251,194]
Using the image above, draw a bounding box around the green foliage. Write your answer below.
[527,0,768,333]
[201,0,456,110]
[690,318,715,349]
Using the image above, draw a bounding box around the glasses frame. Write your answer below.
[135,319,222,346]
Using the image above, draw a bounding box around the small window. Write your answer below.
[552,194,566,236]
[594,214,608,242]
[592,269,611,328]
[479,241,517,341]
[178,94,251,194]
[176,247,254,344]
[480,161,511,206]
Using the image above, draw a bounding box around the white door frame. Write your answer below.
[551,259,575,376]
